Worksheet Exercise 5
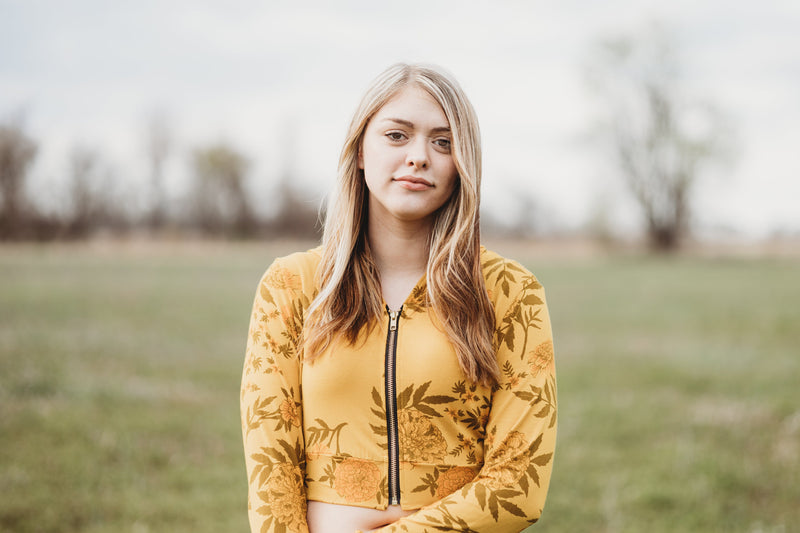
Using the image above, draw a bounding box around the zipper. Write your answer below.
[384,306,402,506]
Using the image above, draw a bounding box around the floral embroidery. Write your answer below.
[264,266,301,292]
[280,304,295,323]
[279,398,301,427]
[436,466,476,498]
[258,463,308,533]
[450,381,491,433]
[398,408,448,463]
[305,442,331,461]
[528,340,554,377]
[243,386,302,437]
[402,282,429,314]
[243,250,557,532]
[481,431,530,489]
[334,458,382,502]
[443,407,460,421]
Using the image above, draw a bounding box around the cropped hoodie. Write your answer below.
[241,247,557,532]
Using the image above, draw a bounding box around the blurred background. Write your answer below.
[1,1,798,532]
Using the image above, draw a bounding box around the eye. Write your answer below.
[433,138,452,151]
[385,131,406,142]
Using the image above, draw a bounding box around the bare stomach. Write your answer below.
[306,501,416,533]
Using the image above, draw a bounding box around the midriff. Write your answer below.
[306,501,416,533]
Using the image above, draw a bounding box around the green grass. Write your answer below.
[1,242,798,532]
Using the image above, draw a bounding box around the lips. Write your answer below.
[394,175,433,191]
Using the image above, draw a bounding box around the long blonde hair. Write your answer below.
[302,63,499,386]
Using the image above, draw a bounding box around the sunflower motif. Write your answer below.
[398,408,447,463]
[436,466,476,499]
[265,266,301,291]
[528,339,554,377]
[482,431,530,489]
[334,458,381,503]
[259,463,308,532]
[279,398,301,427]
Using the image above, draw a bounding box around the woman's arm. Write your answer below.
[241,258,310,533]
[377,271,558,532]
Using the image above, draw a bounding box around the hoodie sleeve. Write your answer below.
[241,258,310,533]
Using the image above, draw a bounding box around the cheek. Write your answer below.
[444,176,459,201]
[359,137,384,172]
[440,160,459,191]
[358,136,377,170]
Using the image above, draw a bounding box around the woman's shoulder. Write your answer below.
[259,245,323,294]
[269,245,323,271]
[479,246,543,300]
[479,246,539,282]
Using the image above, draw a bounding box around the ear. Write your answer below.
[357,146,364,170]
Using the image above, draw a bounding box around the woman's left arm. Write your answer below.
[378,274,557,532]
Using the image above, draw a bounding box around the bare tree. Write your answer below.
[190,143,255,236]
[0,117,37,239]
[270,178,322,239]
[268,122,321,238]
[66,147,102,237]
[586,24,733,250]
[64,147,126,238]
[144,111,171,230]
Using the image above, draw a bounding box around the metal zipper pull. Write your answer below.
[389,309,399,331]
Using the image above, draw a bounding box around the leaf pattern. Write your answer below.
[411,466,477,498]
[248,439,307,533]
[401,281,429,315]
[241,248,557,533]
[305,418,347,456]
[369,386,388,449]
[397,381,458,417]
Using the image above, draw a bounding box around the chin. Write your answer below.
[392,207,439,223]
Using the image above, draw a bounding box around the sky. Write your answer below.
[2,0,799,238]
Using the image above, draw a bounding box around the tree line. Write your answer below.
[1,26,733,250]
[0,113,322,242]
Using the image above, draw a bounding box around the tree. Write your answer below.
[65,147,121,238]
[190,143,255,236]
[586,24,733,250]
[0,117,37,239]
[269,178,322,239]
[144,111,171,230]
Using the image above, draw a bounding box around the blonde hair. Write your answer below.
[302,63,498,386]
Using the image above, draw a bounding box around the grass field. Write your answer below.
[1,241,798,533]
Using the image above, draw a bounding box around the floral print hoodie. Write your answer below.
[241,247,557,532]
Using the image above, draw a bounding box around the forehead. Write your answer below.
[371,85,449,127]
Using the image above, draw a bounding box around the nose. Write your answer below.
[405,138,429,169]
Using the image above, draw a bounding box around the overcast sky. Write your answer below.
[2,0,799,238]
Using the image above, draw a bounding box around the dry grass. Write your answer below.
[1,240,798,532]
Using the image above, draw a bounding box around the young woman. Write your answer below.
[241,63,557,532]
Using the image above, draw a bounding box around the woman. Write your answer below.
[241,63,557,532]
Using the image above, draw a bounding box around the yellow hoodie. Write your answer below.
[241,247,557,532]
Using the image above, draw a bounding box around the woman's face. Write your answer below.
[359,85,458,228]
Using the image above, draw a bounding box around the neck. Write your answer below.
[367,213,431,277]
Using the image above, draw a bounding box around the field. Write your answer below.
[1,241,798,533]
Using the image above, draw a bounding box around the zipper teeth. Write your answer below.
[385,307,401,506]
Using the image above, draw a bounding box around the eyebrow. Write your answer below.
[382,117,451,134]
